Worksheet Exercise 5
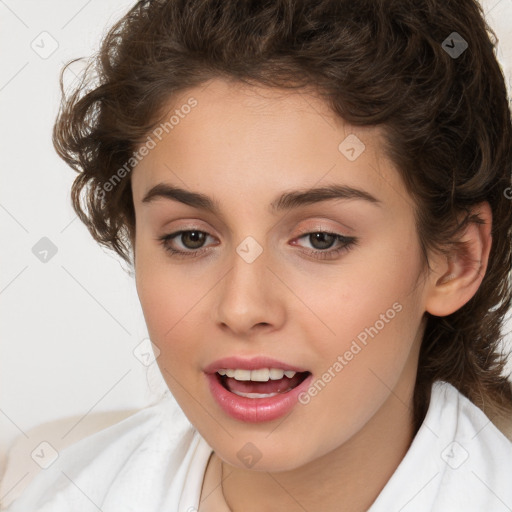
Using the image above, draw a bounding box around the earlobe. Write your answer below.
[424,202,492,317]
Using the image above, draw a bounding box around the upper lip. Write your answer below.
[203,356,309,374]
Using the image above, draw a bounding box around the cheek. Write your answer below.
[293,231,426,412]
[134,249,214,378]
[296,228,424,345]
[136,270,194,341]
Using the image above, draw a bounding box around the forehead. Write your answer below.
[130,78,410,213]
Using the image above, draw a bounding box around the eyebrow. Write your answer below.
[141,182,381,214]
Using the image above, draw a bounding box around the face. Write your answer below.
[131,78,430,472]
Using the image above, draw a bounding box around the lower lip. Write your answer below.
[206,372,313,423]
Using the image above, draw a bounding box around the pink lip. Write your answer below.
[203,356,308,374]
[204,356,312,423]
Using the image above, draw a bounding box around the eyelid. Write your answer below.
[158,223,358,262]
[159,220,354,243]
[293,221,354,238]
[160,219,212,232]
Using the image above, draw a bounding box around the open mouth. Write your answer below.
[216,368,311,398]
[206,363,314,422]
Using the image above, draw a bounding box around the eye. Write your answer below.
[158,229,216,258]
[291,230,358,260]
[157,228,358,261]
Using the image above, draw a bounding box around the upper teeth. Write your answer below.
[217,368,297,381]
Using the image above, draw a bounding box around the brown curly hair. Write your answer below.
[53,0,512,428]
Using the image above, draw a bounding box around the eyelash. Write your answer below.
[157,228,358,261]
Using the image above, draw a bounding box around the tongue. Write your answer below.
[223,373,307,395]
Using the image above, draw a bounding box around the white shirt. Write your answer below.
[3,381,512,512]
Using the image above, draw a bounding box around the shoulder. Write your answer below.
[3,393,198,512]
[369,380,512,512]
[430,380,512,449]
[429,381,512,509]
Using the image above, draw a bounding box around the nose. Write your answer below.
[213,242,286,337]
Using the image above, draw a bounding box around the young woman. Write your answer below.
[5,0,512,510]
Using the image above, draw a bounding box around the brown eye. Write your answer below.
[158,229,215,257]
[292,230,358,261]
[308,232,336,250]
[180,231,207,249]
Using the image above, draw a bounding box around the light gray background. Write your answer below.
[1,0,511,482]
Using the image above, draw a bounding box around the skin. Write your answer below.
[130,78,492,512]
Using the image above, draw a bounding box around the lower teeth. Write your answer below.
[231,388,293,398]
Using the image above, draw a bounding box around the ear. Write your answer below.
[424,202,492,317]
